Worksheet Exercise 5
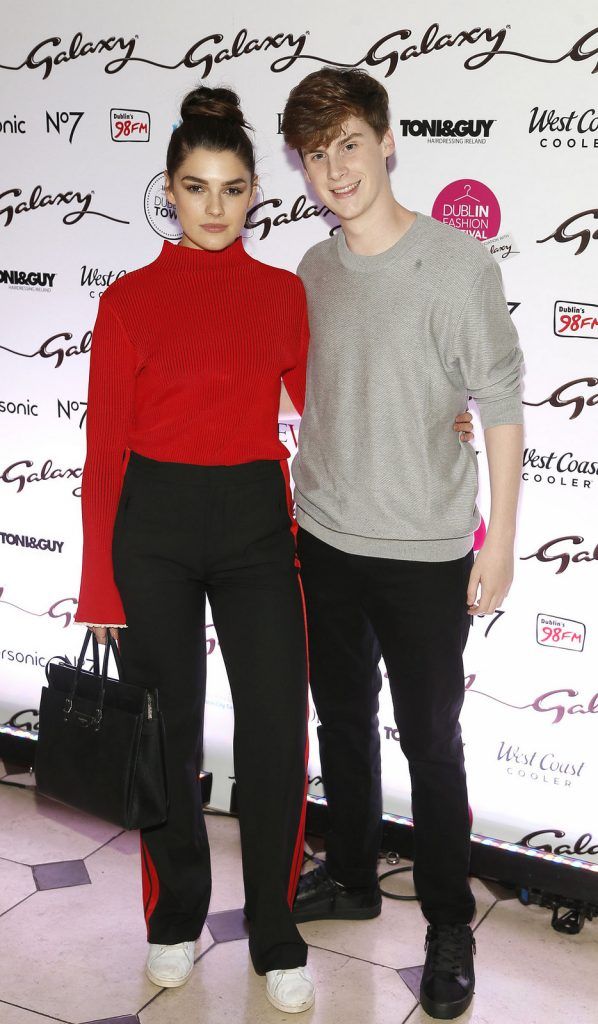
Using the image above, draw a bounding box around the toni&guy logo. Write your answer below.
[0,268,55,290]
[0,531,64,554]
[4,24,598,80]
[399,118,495,142]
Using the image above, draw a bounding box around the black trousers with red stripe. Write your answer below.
[112,453,308,973]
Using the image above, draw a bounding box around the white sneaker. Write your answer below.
[145,940,195,987]
[266,965,315,1013]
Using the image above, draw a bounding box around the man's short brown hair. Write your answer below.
[282,67,390,153]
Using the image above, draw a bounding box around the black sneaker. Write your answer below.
[292,863,382,923]
[420,923,476,1020]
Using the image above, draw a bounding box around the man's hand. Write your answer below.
[453,410,474,442]
[466,539,514,616]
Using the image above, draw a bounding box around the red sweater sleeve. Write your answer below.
[282,289,310,416]
[75,296,137,624]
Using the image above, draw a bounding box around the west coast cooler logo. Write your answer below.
[144,172,182,240]
[431,180,500,240]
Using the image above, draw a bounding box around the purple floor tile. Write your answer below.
[206,907,249,942]
[398,965,424,999]
[83,1017,140,1024]
[32,858,91,891]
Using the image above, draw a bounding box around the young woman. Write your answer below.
[75,84,474,1014]
[76,86,313,1015]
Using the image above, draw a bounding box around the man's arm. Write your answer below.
[466,423,523,615]
[448,257,525,615]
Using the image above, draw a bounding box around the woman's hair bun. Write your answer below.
[180,86,251,129]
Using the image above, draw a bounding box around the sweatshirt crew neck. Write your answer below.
[336,213,423,272]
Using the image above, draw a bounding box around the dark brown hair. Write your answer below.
[281,68,390,153]
[166,86,255,178]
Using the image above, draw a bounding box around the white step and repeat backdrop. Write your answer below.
[1,2,597,865]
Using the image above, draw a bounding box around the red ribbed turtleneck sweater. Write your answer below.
[76,237,309,625]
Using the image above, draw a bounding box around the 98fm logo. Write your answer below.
[536,614,586,652]
[554,300,598,340]
[110,108,150,142]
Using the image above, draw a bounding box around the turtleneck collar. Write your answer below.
[157,235,248,271]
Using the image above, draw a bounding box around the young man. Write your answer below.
[282,69,523,1020]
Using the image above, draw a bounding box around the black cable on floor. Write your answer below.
[378,864,418,901]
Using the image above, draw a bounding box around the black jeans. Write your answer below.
[112,453,309,972]
[297,527,475,925]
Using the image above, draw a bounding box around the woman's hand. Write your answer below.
[453,409,474,442]
[90,625,120,645]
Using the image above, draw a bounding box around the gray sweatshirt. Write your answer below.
[293,212,524,562]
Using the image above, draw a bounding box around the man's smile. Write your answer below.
[330,180,361,198]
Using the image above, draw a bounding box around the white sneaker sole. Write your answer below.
[146,962,194,988]
[265,988,315,1013]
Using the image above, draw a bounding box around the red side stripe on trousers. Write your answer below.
[280,459,310,908]
[141,836,160,933]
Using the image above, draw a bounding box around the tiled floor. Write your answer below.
[1,759,597,1024]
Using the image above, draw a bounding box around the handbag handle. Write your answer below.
[45,630,100,686]
[64,629,123,730]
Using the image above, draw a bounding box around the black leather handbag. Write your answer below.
[36,629,168,830]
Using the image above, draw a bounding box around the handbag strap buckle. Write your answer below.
[91,709,103,731]
[63,697,73,721]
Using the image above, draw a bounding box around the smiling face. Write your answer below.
[164,147,257,250]
[302,115,395,227]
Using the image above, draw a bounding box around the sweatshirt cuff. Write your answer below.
[478,396,524,429]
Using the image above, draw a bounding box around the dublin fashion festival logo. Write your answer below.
[431,180,500,240]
